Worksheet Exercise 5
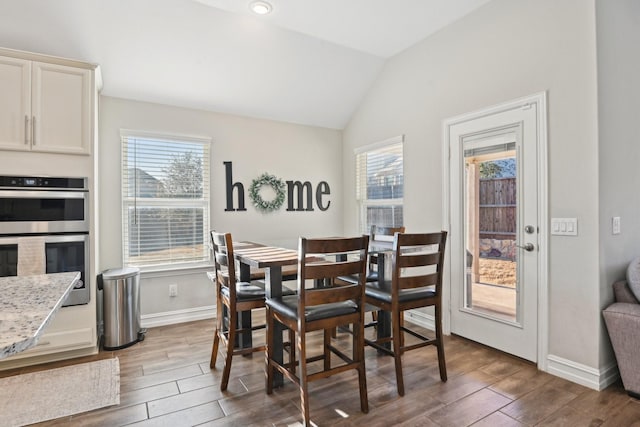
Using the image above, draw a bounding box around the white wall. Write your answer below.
[99,96,343,321]
[596,0,640,367]
[343,0,603,373]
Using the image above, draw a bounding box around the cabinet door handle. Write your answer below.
[24,115,29,144]
[32,116,36,145]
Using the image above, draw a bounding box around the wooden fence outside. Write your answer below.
[479,177,516,240]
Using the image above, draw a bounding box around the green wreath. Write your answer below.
[248,172,286,213]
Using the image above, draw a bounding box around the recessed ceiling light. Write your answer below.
[250,1,272,15]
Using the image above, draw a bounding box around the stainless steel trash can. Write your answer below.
[98,267,145,350]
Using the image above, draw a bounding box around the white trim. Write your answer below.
[535,93,549,371]
[547,354,619,391]
[354,134,404,154]
[405,309,435,331]
[140,265,212,279]
[140,305,216,328]
[119,128,212,145]
[442,92,549,370]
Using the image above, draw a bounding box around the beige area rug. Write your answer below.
[0,358,120,427]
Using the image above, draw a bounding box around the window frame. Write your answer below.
[120,129,211,271]
[355,135,404,234]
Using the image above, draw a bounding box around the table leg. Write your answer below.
[236,263,253,351]
[265,266,284,387]
[376,253,392,351]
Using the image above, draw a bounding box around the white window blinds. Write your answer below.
[355,136,404,234]
[121,131,211,268]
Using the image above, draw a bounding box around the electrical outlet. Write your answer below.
[613,216,621,235]
[169,284,178,297]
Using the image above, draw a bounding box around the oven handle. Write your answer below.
[0,233,88,245]
[0,190,87,199]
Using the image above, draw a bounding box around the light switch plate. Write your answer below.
[551,218,578,236]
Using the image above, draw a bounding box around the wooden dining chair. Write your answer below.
[337,225,406,331]
[265,235,370,426]
[367,225,405,281]
[337,225,405,285]
[210,231,294,391]
[364,231,448,396]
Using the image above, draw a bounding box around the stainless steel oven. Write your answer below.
[0,176,88,234]
[0,175,90,306]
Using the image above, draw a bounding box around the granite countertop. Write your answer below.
[0,272,81,359]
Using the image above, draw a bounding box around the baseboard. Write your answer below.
[404,309,435,331]
[547,354,619,391]
[141,305,216,328]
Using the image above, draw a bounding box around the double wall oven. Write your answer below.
[0,175,90,306]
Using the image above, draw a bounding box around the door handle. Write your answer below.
[516,243,535,252]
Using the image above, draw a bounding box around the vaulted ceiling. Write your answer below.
[0,0,490,129]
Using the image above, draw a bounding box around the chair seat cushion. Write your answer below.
[221,280,266,301]
[266,295,358,322]
[365,281,436,303]
[221,280,296,301]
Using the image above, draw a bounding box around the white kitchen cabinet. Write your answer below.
[0,53,93,155]
[0,56,30,150]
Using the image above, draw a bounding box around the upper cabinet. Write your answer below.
[0,52,95,155]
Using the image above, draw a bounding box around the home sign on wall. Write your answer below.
[223,161,330,213]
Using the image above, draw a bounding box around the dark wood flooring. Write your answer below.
[1,316,637,426]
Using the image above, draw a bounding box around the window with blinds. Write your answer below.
[355,136,404,234]
[121,131,211,269]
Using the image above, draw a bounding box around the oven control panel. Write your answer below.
[0,176,86,190]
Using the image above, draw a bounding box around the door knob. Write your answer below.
[516,243,535,252]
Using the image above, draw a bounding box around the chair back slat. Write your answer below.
[304,236,370,254]
[395,232,442,246]
[304,260,363,280]
[397,252,440,268]
[305,284,361,306]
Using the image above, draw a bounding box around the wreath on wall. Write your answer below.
[248,172,286,213]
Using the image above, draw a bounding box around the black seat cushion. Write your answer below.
[221,280,296,301]
[365,281,436,303]
[221,280,266,301]
[266,295,358,322]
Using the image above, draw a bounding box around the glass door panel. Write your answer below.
[464,141,517,323]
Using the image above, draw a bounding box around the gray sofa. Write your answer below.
[603,280,640,398]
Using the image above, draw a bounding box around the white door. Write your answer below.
[446,94,547,363]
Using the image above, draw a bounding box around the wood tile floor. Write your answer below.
[1,317,637,426]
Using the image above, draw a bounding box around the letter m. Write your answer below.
[286,181,313,211]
